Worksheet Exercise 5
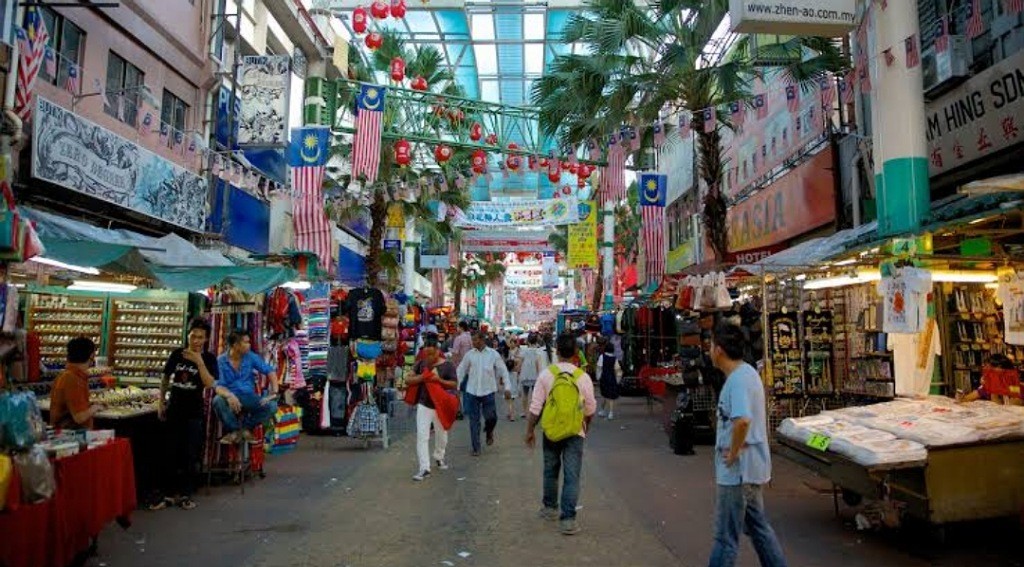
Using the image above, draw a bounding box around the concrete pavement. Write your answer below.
[86,398,1021,567]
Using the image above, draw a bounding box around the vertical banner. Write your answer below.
[238,55,291,147]
[541,251,559,288]
[567,200,598,268]
[639,174,668,285]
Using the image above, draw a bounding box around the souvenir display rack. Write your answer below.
[107,295,187,386]
[940,282,1023,392]
[25,292,107,377]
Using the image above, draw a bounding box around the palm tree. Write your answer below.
[330,31,472,283]
[446,255,506,317]
[533,0,845,262]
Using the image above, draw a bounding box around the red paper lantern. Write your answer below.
[579,164,592,179]
[389,56,405,82]
[535,253,543,260]
[389,0,407,18]
[394,139,411,166]
[434,144,453,164]
[569,163,579,175]
[410,75,428,91]
[471,149,487,174]
[352,6,368,34]
[539,157,549,167]
[365,32,383,50]
[528,155,538,170]
[505,142,521,171]
[485,133,498,146]
[470,122,483,141]
[562,185,572,195]
[370,0,389,19]
[548,170,560,183]
[561,160,572,171]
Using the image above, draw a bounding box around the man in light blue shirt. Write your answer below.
[709,323,787,567]
[213,331,279,444]
[456,331,508,455]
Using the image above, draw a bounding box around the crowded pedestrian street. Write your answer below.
[80,397,1019,567]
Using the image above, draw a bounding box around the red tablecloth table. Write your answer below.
[0,438,137,567]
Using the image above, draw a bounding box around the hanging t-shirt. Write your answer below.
[996,268,1024,345]
[346,287,386,340]
[888,318,941,397]
[878,267,932,334]
[600,313,616,336]
[163,348,219,419]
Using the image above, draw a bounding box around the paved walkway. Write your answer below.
[87,398,1021,567]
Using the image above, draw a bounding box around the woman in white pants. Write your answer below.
[408,343,458,481]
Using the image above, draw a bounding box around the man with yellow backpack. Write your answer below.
[524,332,597,536]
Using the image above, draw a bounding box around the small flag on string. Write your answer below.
[883,47,895,67]
[753,93,768,119]
[840,73,856,104]
[858,61,872,93]
[94,78,110,110]
[211,154,222,176]
[905,34,920,69]
[1007,0,1024,16]
[729,101,744,129]
[934,16,950,53]
[652,122,665,148]
[678,113,690,137]
[819,77,834,108]
[138,106,154,136]
[966,0,984,39]
[785,85,799,113]
[187,136,197,160]
[630,126,642,151]
[702,107,716,133]
[43,47,56,77]
[64,62,80,95]
[159,122,169,145]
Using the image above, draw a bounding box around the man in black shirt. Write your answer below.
[150,319,219,511]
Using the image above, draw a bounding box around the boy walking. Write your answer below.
[525,332,597,535]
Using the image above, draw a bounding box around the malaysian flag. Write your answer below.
[211,154,222,177]
[729,101,744,129]
[639,173,667,285]
[173,130,185,155]
[186,136,197,160]
[64,63,80,95]
[678,113,691,137]
[351,84,386,183]
[754,93,769,119]
[905,34,920,69]
[603,137,627,202]
[289,127,334,272]
[138,106,154,136]
[14,7,50,120]
[652,123,666,148]
[841,72,856,104]
[630,126,641,151]
[785,85,800,113]
[702,107,716,133]
[819,77,835,108]
[588,138,603,161]
[966,0,984,39]
[934,16,950,53]
[1007,0,1024,15]
[43,47,56,77]
[883,47,895,67]
[159,122,170,145]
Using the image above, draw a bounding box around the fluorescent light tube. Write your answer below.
[29,257,100,275]
[281,281,311,290]
[68,281,137,293]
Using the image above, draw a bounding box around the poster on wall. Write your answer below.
[32,97,208,232]
[768,311,803,394]
[567,200,598,269]
[237,55,291,147]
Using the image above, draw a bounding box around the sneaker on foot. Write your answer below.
[607,412,615,420]
[436,459,450,470]
[412,470,431,481]
[471,450,481,457]
[538,507,559,521]
[559,518,581,535]
[486,431,494,446]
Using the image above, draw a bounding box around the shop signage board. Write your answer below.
[420,236,450,269]
[729,0,856,37]
[567,200,598,269]
[726,148,836,253]
[726,243,787,265]
[541,251,559,288]
[453,198,579,228]
[237,55,291,147]
[926,50,1024,177]
[384,238,402,262]
[32,97,208,232]
[461,230,551,253]
[505,266,543,288]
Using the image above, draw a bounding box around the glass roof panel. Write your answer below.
[471,14,495,41]
[474,43,498,75]
[523,13,545,41]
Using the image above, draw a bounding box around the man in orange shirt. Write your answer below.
[49,337,105,430]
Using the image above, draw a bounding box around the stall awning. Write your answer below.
[40,238,155,278]
[739,222,878,273]
[149,265,298,294]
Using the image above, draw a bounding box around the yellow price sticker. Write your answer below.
[806,433,831,452]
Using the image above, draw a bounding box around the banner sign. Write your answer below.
[926,50,1024,177]
[726,243,788,264]
[462,230,552,253]
[721,68,828,199]
[729,0,855,37]
[453,198,579,228]
[384,238,402,263]
[567,200,598,269]
[727,147,836,252]
[541,251,559,288]
[420,236,450,269]
[505,266,543,288]
[32,97,208,231]
[238,55,291,147]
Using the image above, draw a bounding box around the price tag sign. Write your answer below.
[806,433,831,452]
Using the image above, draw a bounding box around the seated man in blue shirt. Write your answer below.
[213,330,280,443]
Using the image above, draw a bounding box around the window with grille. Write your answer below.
[160,90,189,148]
[32,7,85,88]
[105,51,144,125]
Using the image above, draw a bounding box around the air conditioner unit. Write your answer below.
[925,35,971,98]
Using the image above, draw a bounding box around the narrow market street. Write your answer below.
[87,398,1020,567]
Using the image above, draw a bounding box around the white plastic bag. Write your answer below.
[14,445,55,502]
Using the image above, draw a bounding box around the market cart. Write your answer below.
[775,436,1024,526]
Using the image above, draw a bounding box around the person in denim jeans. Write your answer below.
[708,323,787,567]
[525,333,597,536]
[213,330,279,444]
[457,331,508,455]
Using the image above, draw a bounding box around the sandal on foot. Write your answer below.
[178,497,197,510]
[147,497,174,511]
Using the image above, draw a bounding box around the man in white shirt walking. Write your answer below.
[457,331,509,455]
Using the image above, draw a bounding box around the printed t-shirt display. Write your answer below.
[346,287,386,340]
[996,268,1024,345]
[49,366,92,430]
[163,348,219,419]
[878,267,932,334]
[888,318,942,397]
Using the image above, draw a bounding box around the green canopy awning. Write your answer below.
[150,265,299,294]
[41,238,156,279]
